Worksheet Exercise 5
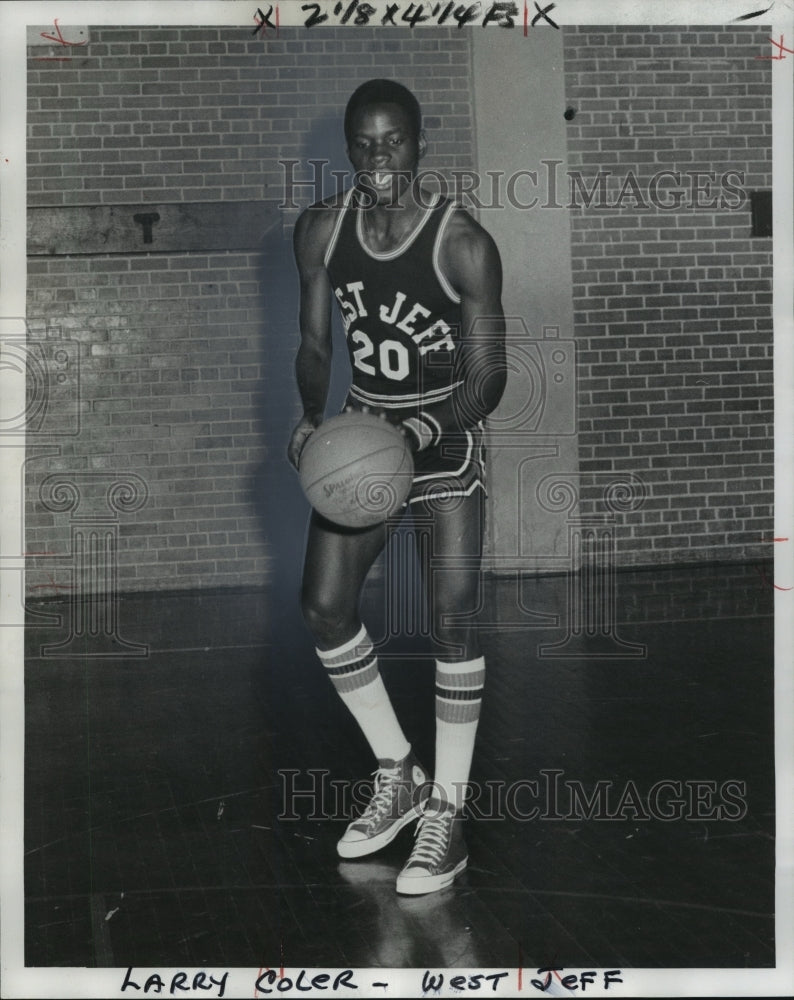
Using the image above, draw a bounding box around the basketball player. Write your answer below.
[288,80,506,895]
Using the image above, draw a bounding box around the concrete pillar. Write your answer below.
[471,28,578,573]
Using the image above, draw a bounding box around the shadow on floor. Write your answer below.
[23,562,775,970]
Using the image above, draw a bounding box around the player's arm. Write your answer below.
[402,211,507,452]
[287,206,334,469]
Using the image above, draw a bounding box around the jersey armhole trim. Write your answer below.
[433,201,462,305]
[323,188,356,269]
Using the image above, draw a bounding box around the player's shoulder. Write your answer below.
[441,202,495,249]
[293,189,350,264]
[438,202,501,277]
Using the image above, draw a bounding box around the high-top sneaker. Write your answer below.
[395,799,467,895]
[337,750,429,859]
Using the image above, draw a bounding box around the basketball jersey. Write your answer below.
[324,189,463,422]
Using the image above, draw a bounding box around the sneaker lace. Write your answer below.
[407,809,453,867]
[358,765,401,825]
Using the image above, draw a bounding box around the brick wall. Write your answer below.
[25,26,476,596]
[25,24,775,597]
[563,26,773,565]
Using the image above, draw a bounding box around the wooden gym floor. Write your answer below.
[23,558,775,971]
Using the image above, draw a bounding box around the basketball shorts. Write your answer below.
[341,395,486,509]
[407,424,486,507]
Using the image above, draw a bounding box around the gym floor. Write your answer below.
[24,558,775,971]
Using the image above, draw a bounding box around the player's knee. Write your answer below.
[300,590,333,636]
[300,590,354,648]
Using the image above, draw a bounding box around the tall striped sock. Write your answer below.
[317,625,411,764]
[433,656,485,812]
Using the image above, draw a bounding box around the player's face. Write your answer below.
[346,103,425,206]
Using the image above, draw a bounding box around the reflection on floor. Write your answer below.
[24,561,775,970]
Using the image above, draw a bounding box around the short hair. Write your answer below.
[344,79,422,142]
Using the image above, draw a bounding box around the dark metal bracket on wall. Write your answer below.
[749,190,772,238]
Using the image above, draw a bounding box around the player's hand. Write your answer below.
[288,415,321,469]
[399,423,420,454]
[344,403,392,423]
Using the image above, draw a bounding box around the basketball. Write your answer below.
[298,411,414,528]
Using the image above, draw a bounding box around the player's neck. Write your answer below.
[359,198,423,253]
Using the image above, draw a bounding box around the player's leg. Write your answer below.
[419,486,485,810]
[301,508,387,651]
[301,511,429,857]
[397,486,485,894]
